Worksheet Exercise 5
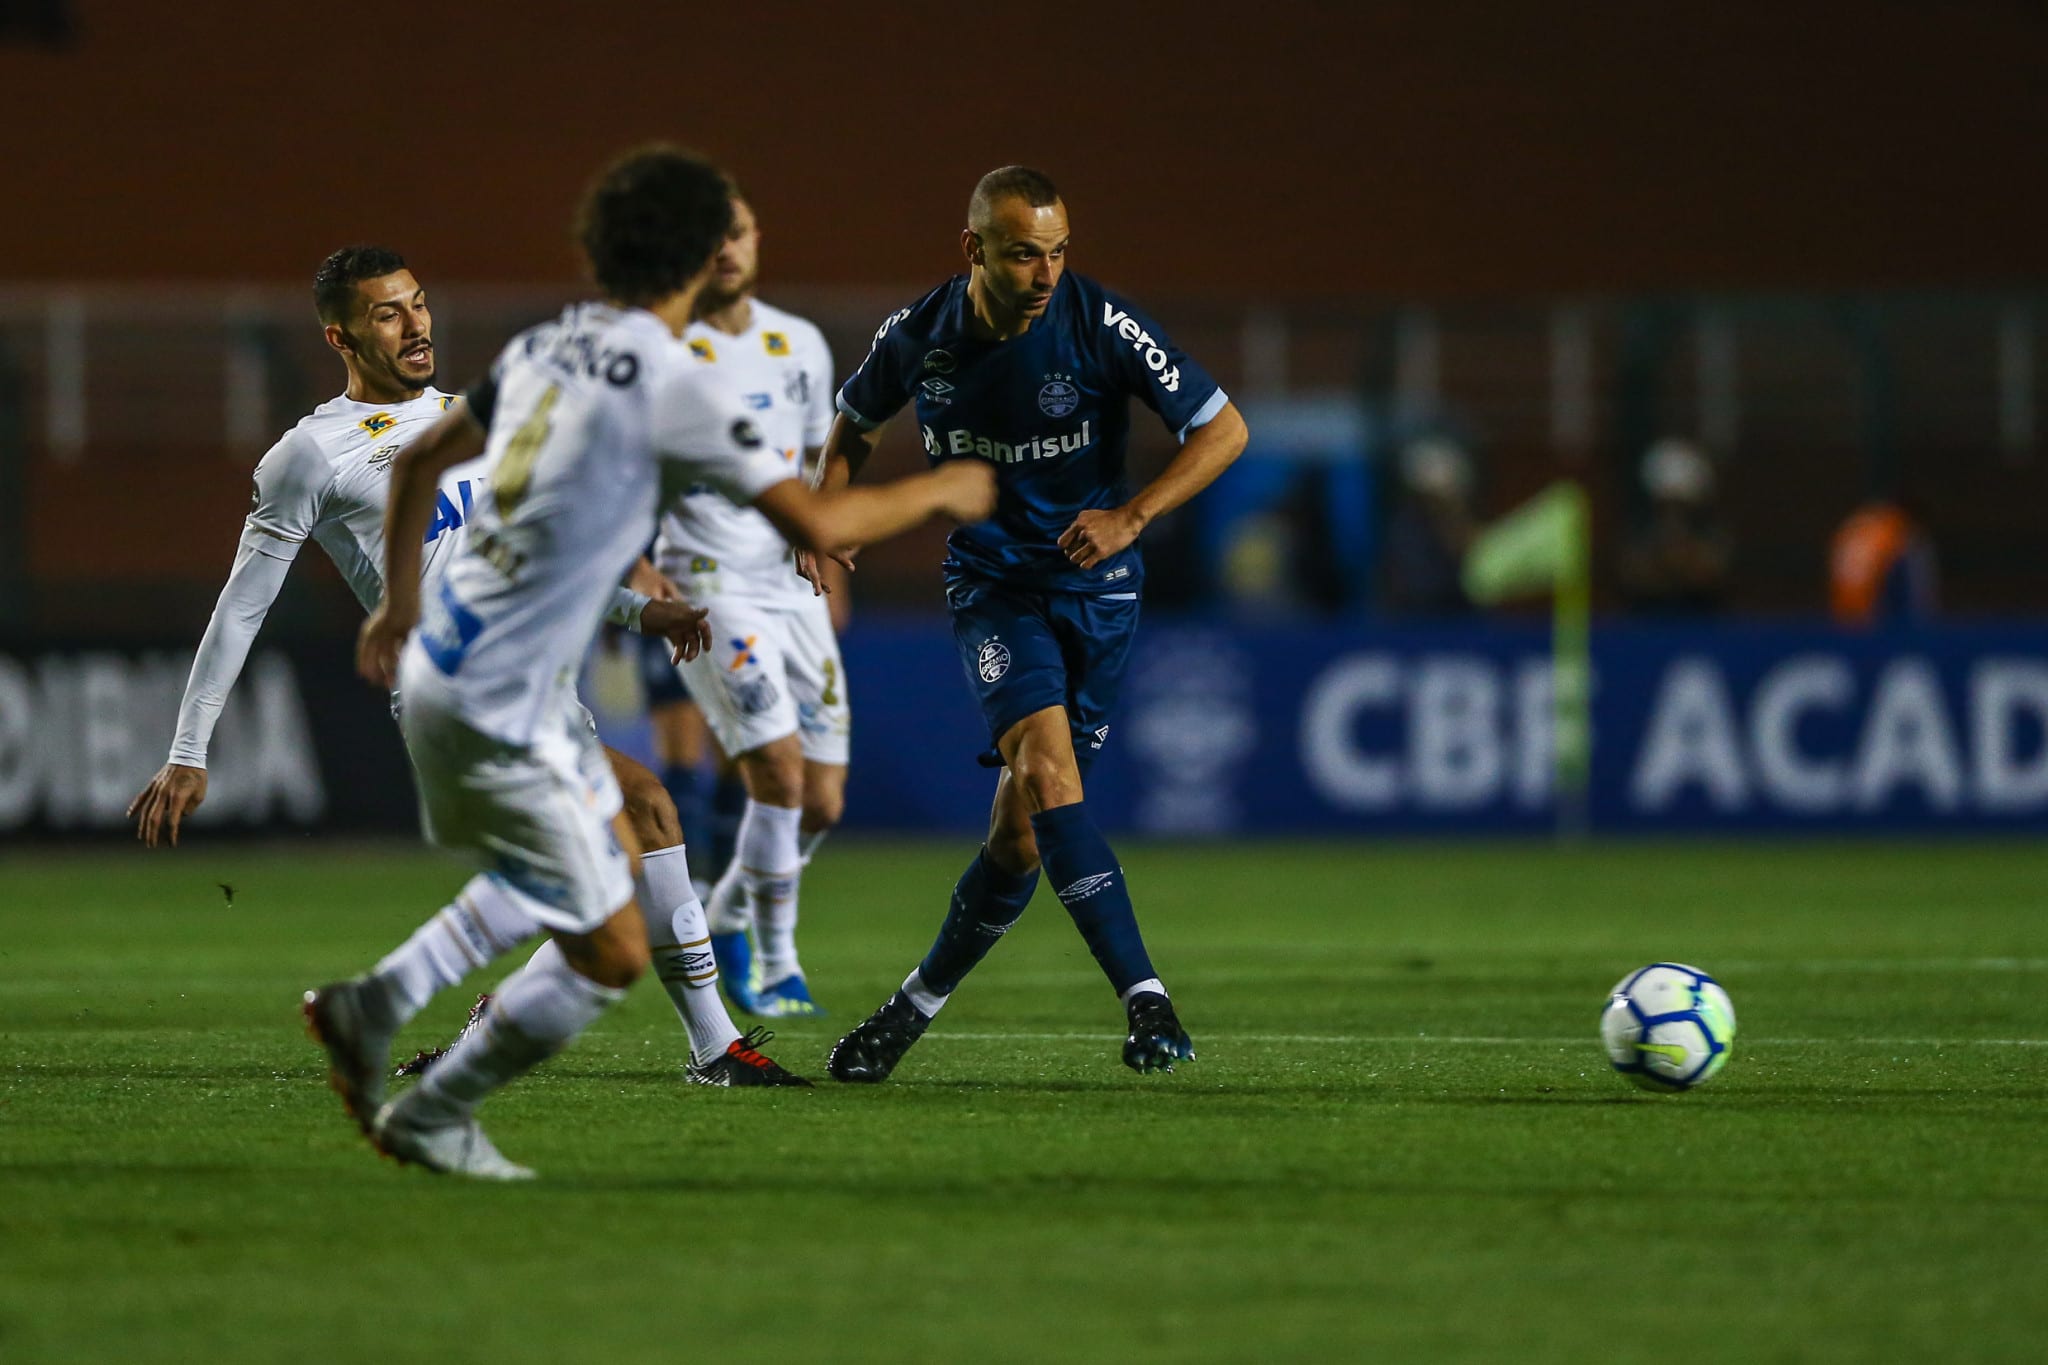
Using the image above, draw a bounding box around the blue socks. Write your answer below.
[917,847,1040,996]
[1029,802,1157,996]
[660,763,712,867]
[708,772,747,886]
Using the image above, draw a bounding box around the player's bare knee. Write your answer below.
[626,787,682,851]
[1008,753,1083,813]
[740,740,806,808]
[802,786,844,832]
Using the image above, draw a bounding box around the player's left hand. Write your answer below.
[356,603,415,689]
[1057,506,1146,571]
[629,556,683,602]
[643,599,713,664]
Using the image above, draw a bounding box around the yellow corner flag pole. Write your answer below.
[1460,481,1592,837]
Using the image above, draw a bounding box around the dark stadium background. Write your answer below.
[3,0,2045,838]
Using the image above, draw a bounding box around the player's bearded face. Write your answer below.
[972,198,1068,320]
[702,198,760,309]
[346,271,435,392]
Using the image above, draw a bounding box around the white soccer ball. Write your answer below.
[1600,962,1736,1092]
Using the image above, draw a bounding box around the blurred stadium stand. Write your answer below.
[2,285,2044,629]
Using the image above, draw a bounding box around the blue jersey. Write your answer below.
[836,272,1227,595]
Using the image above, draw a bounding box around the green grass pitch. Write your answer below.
[4,839,2046,1363]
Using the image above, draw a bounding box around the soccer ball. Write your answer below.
[1600,962,1736,1092]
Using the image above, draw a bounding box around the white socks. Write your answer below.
[714,800,804,985]
[638,844,743,1065]
[372,874,538,1024]
[409,944,623,1122]
[901,969,949,1018]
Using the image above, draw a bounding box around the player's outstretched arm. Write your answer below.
[1058,401,1249,571]
[757,460,995,562]
[356,402,487,687]
[131,544,294,846]
[794,414,879,594]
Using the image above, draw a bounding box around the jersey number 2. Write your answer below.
[494,383,561,518]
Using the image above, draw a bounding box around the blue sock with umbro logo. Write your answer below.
[1030,802,1156,996]
[917,846,1039,998]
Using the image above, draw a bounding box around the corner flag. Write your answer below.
[1461,482,1591,832]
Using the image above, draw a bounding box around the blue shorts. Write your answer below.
[945,574,1140,772]
[638,631,695,708]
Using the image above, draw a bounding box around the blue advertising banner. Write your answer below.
[834,619,2048,835]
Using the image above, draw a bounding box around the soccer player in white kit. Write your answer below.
[659,189,849,1016]
[130,245,809,1093]
[312,146,994,1178]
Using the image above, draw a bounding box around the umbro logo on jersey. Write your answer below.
[764,331,791,356]
[1057,872,1118,902]
[921,377,955,402]
[1101,304,1182,394]
[358,412,397,436]
[1092,725,1111,748]
[367,443,402,469]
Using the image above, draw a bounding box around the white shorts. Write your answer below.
[675,593,850,765]
[398,679,631,936]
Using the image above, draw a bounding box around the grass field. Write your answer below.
[4,838,2046,1364]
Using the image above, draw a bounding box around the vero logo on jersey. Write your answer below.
[1101,304,1182,394]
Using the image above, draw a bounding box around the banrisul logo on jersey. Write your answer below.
[943,422,1092,465]
[1101,303,1181,394]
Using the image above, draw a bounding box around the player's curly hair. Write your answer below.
[576,146,735,307]
[313,245,408,326]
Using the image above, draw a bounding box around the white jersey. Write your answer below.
[248,389,478,612]
[654,299,834,605]
[166,388,483,767]
[410,302,795,746]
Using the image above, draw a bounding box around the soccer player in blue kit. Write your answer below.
[819,166,1249,1080]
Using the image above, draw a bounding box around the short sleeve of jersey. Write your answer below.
[243,431,332,558]
[802,323,836,449]
[651,365,798,505]
[834,306,917,430]
[1089,287,1226,439]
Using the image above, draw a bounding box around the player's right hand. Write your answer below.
[642,598,714,664]
[931,459,998,524]
[127,763,208,849]
[356,602,414,689]
[794,546,859,596]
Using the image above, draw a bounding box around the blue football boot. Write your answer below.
[754,972,825,1018]
[710,930,761,1014]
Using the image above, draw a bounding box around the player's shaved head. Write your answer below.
[577,145,735,308]
[962,166,1068,333]
[967,165,1061,234]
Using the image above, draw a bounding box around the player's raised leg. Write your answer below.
[305,871,541,1126]
[378,829,650,1182]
